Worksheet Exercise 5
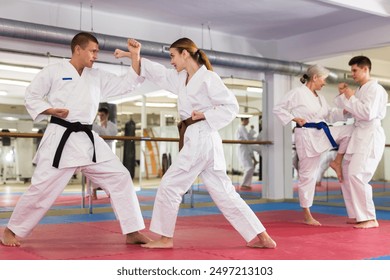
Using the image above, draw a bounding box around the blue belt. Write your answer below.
[296,121,338,149]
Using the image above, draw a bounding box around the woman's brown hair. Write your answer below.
[170,37,213,71]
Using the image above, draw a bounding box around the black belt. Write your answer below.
[50,116,96,168]
[296,121,338,149]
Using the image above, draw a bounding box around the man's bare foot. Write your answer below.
[240,185,252,190]
[126,231,152,244]
[354,220,379,229]
[329,160,343,182]
[346,218,357,224]
[1,227,20,247]
[247,231,276,249]
[304,218,322,226]
[141,236,173,249]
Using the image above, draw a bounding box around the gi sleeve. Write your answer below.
[140,58,180,95]
[339,83,385,121]
[24,66,53,122]
[273,89,296,126]
[203,72,239,131]
[100,67,145,101]
[323,95,345,123]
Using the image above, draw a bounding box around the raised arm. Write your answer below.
[114,38,141,75]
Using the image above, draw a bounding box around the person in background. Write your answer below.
[273,64,353,226]
[336,56,387,229]
[93,107,118,150]
[91,106,118,199]
[248,125,256,139]
[251,125,264,180]
[114,37,276,249]
[236,118,256,189]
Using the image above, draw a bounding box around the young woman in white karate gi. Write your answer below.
[273,65,353,226]
[114,38,276,249]
[336,56,387,229]
[1,32,150,247]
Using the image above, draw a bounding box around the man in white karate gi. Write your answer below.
[236,118,255,189]
[1,32,150,246]
[337,56,387,229]
[91,106,118,199]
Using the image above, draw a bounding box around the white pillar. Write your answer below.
[15,120,34,181]
[262,73,293,200]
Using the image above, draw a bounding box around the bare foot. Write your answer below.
[346,218,357,224]
[141,236,173,249]
[354,220,379,229]
[304,218,322,226]
[240,185,252,190]
[329,160,343,182]
[247,231,276,249]
[1,227,20,247]
[126,231,152,244]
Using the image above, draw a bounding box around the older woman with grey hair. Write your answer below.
[274,65,354,226]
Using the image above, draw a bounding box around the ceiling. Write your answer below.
[22,0,390,44]
[1,0,390,126]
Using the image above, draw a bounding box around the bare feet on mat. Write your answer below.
[354,220,379,229]
[329,160,343,182]
[303,208,321,226]
[240,185,252,190]
[126,231,152,244]
[1,227,20,247]
[346,218,357,224]
[304,217,322,226]
[141,236,173,249]
[247,231,276,249]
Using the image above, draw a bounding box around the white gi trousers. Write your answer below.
[295,125,353,208]
[240,161,255,187]
[342,151,383,222]
[149,126,266,242]
[7,156,145,238]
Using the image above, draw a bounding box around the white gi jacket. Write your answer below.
[273,85,345,157]
[140,58,238,171]
[92,121,118,137]
[92,120,118,147]
[335,79,387,158]
[25,61,143,168]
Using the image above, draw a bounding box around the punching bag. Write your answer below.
[123,119,136,178]
[1,129,11,146]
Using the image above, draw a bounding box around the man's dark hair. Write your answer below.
[71,32,99,53]
[98,107,109,115]
[348,55,371,72]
